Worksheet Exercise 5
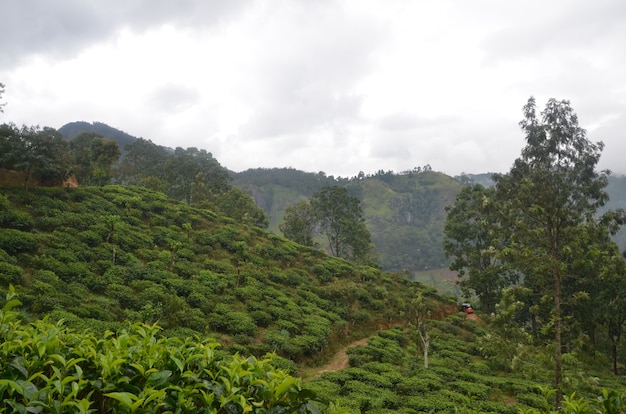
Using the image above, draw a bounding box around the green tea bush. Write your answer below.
[250,310,274,327]
[210,305,257,336]
[436,349,472,365]
[473,400,518,414]
[517,392,550,410]
[450,380,491,399]
[404,394,456,412]
[0,229,37,254]
[0,261,22,284]
[0,208,34,230]
[347,336,405,366]
[396,376,443,394]
[1,290,328,413]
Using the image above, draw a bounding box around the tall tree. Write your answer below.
[194,186,269,228]
[493,97,614,407]
[69,132,120,186]
[443,184,518,313]
[280,201,316,246]
[0,124,69,189]
[310,186,372,264]
[167,147,230,204]
[117,138,170,186]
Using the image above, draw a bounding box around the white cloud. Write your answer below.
[1,0,625,177]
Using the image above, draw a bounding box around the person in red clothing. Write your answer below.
[461,303,474,314]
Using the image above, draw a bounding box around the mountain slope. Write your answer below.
[58,121,138,158]
[233,168,462,272]
[0,184,454,364]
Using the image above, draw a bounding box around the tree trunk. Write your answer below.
[554,264,563,409]
[612,340,618,375]
[418,329,430,370]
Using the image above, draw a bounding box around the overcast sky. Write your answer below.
[1,0,625,177]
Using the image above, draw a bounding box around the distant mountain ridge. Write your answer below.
[58,121,138,158]
[57,121,626,271]
[232,168,462,272]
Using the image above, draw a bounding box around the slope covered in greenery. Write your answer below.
[232,167,462,272]
[308,315,626,413]
[59,121,138,159]
[0,184,453,365]
[0,289,327,413]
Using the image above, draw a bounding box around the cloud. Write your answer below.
[0,0,248,69]
[1,0,625,178]
[147,83,200,114]
[235,1,387,139]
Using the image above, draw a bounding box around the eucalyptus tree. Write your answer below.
[311,186,372,264]
[167,147,230,204]
[279,200,316,246]
[493,97,621,407]
[443,184,517,313]
[281,186,373,264]
[117,137,170,186]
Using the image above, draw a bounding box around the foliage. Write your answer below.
[309,316,626,413]
[0,124,70,189]
[233,167,461,271]
[279,201,316,246]
[443,184,517,313]
[0,185,430,366]
[0,286,327,413]
[444,97,626,407]
[281,186,373,264]
[68,132,121,186]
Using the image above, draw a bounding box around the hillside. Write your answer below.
[232,168,462,272]
[52,120,626,277]
[58,121,139,159]
[0,184,454,363]
[2,182,626,412]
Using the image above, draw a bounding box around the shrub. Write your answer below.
[517,392,550,410]
[0,209,34,230]
[0,288,324,413]
[396,376,442,395]
[0,229,37,254]
[250,310,274,327]
[450,380,491,399]
[210,307,257,336]
[0,261,23,284]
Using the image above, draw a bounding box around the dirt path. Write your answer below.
[308,308,465,379]
[312,337,369,378]
[466,312,479,320]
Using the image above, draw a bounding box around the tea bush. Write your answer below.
[0,287,329,414]
[0,229,37,254]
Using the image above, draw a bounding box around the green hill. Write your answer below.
[232,167,462,273]
[58,121,138,158]
[0,184,453,362]
[2,184,625,413]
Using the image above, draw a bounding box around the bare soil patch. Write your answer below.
[313,337,369,378]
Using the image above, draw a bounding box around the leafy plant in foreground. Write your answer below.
[0,286,332,413]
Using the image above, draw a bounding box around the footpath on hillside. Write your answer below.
[311,337,369,378]
[309,311,479,378]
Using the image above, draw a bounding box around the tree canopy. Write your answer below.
[0,124,70,189]
[281,186,373,264]
[443,97,626,408]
